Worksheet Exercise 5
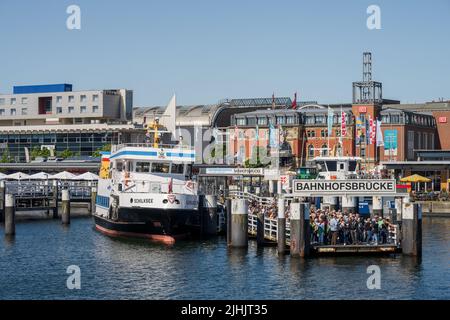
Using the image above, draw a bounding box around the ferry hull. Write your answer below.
[94,208,197,245]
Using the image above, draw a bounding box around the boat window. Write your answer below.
[186,164,192,177]
[171,163,184,174]
[152,162,170,173]
[325,161,337,171]
[348,161,357,172]
[135,162,150,173]
[116,161,123,172]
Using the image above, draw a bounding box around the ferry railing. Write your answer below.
[112,143,194,152]
[117,179,197,195]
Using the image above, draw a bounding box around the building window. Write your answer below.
[80,106,87,113]
[308,144,314,158]
[21,108,27,115]
[276,116,285,125]
[315,115,325,124]
[286,116,295,124]
[257,117,267,125]
[360,147,366,157]
[68,106,74,114]
[11,98,16,105]
[236,118,246,126]
[321,129,327,137]
[56,107,63,114]
[0,98,4,105]
[321,144,328,156]
[68,96,74,103]
[80,95,87,103]
[56,96,62,104]
[335,129,341,136]
[93,105,99,113]
[21,97,28,104]
[10,108,16,115]
[0,109,4,116]
[93,94,99,102]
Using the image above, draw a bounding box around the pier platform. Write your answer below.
[311,244,400,255]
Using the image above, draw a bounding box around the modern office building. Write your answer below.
[0,84,134,162]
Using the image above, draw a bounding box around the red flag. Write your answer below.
[292,92,297,109]
[341,111,347,137]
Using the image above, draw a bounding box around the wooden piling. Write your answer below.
[290,202,301,257]
[4,194,15,236]
[299,203,311,258]
[230,198,248,248]
[52,180,59,219]
[91,186,97,215]
[0,180,5,223]
[256,209,265,247]
[401,201,422,256]
[61,189,70,225]
[277,198,286,255]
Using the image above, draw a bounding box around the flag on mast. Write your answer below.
[291,92,297,109]
[341,110,347,137]
[376,119,384,147]
[272,93,276,110]
[327,107,334,136]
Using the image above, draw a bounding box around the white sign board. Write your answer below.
[292,179,397,196]
[205,168,264,176]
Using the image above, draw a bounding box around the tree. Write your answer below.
[244,146,270,168]
[30,146,51,160]
[57,149,75,159]
[92,144,111,158]
[0,148,11,163]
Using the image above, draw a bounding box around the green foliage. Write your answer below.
[0,148,11,163]
[57,149,75,159]
[30,146,51,160]
[244,146,270,168]
[92,144,111,158]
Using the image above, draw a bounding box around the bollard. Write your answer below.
[0,180,5,223]
[256,209,265,247]
[230,198,248,248]
[401,202,422,256]
[52,180,59,219]
[299,203,311,258]
[290,202,301,257]
[61,189,70,225]
[4,194,15,236]
[372,196,383,217]
[277,198,286,255]
[226,198,232,246]
[91,186,97,215]
[204,195,218,236]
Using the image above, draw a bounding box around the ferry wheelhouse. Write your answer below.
[94,143,198,245]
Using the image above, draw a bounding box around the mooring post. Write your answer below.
[204,195,218,236]
[0,180,5,223]
[52,180,59,219]
[290,201,301,257]
[277,197,286,255]
[61,189,70,225]
[256,207,265,247]
[230,198,248,248]
[395,197,403,223]
[299,203,311,258]
[5,194,15,236]
[226,198,232,246]
[90,185,97,215]
[401,201,422,256]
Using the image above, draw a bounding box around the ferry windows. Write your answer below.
[116,161,123,172]
[136,162,150,173]
[171,163,184,174]
[152,163,170,173]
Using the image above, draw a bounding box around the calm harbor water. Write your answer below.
[0,217,449,300]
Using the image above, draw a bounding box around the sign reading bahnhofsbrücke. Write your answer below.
[293,179,397,196]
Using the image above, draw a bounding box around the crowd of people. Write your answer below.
[309,208,394,245]
[248,200,395,246]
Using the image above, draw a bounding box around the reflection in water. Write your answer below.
[0,217,449,300]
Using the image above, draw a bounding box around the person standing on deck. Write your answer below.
[330,214,339,245]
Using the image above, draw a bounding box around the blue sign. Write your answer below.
[358,202,370,215]
[384,129,398,150]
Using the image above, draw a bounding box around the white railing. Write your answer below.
[118,179,197,195]
[229,190,273,206]
[112,143,194,152]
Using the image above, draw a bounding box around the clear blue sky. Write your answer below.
[0,0,449,106]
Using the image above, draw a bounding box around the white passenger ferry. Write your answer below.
[94,123,199,244]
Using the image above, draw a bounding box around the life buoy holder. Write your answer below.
[124,171,130,186]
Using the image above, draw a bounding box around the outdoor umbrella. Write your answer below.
[51,171,76,180]
[72,172,99,181]
[6,172,30,180]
